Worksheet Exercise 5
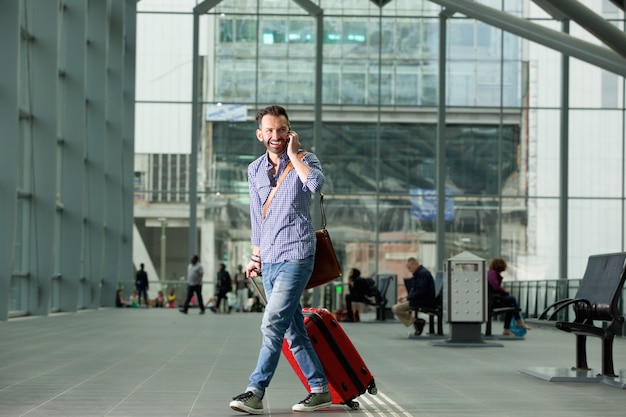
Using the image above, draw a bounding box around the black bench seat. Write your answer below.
[526,252,626,378]
[352,275,393,321]
[369,275,393,321]
[485,297,521,337]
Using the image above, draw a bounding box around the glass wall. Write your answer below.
[211,2,521,107]
[133,0,626,296]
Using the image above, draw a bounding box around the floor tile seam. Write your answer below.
[0,332,165,390]
[101,361,178,416]
[186,318,244,416]
[1,314,193,409]
[99,323,225,411]
[10,354,146,416]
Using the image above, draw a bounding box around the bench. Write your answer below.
[366,275,393,321]
[484,294,521,337]
[406,272,444,336]
[528,252,626,377]
[344,275,393,321]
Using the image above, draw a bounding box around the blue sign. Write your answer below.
[410,188,455,221]
[206,104,247,121]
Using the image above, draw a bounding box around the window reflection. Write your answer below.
[213,14,520,107]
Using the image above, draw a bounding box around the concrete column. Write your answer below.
[84,0,107,308]
[201,217,215,300]
[28,1,59,317]
[57,0,88,314]
[121,0,138,303]
[0,0,19,320]
[101,0,126,306]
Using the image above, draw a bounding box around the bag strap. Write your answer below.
[319,193,327,229]
[262,152,307,220]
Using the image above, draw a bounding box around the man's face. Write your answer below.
[406,260,418,274]
[256,114,290,156]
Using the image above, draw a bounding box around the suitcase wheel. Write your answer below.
[346,400,359,410]
[368,379,378,395]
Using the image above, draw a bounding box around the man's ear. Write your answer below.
[256,129,264,142]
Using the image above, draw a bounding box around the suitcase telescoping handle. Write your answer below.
[247,269,267,305]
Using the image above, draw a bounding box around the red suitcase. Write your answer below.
[282,307,377,410]
[246,276,376,409]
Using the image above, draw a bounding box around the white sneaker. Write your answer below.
[292,392,332,412]
[230,391,263,415]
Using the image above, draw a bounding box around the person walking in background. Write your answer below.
[135,263,149,306]
[234,264,248,312]
[392,257,435,336]
[487,258,532,336]
[212,263,232,313]
[179,255,205,315]
[229,105,331,414]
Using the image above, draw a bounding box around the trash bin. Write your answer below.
[435,251,501,347]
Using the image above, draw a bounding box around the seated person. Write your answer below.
[115,289,130,308]
[153,290,165,307]
[344,268,381,322]
[128,290,139,308]
[488,258,532,336]
[392,257,435,335]
[166,288,177,308]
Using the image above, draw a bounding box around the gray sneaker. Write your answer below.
[292,392,332,412]
[230,391,263,415]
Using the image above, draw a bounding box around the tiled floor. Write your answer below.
[2,308,626,417]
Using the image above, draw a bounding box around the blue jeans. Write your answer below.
[247,256,328,398]
[496,295,522,329]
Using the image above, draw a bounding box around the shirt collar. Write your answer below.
[263,151,290,170]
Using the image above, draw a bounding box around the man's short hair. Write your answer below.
[256,105,290,128]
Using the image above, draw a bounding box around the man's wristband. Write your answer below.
[251,254,261,263]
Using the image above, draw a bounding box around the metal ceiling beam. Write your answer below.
[189,0,226,256]
[542,0,626,60]
[194,0,223,15]
[292,0,322,16]
[429,0,626,77]
[369,0,393,7]
[608,0,624,12]
[530,0,568,20]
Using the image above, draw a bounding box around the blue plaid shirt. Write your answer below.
[248,150,324,263]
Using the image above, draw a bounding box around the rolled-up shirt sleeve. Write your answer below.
[301,153,324,193]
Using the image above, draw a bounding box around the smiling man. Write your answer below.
[229,105,331,415]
